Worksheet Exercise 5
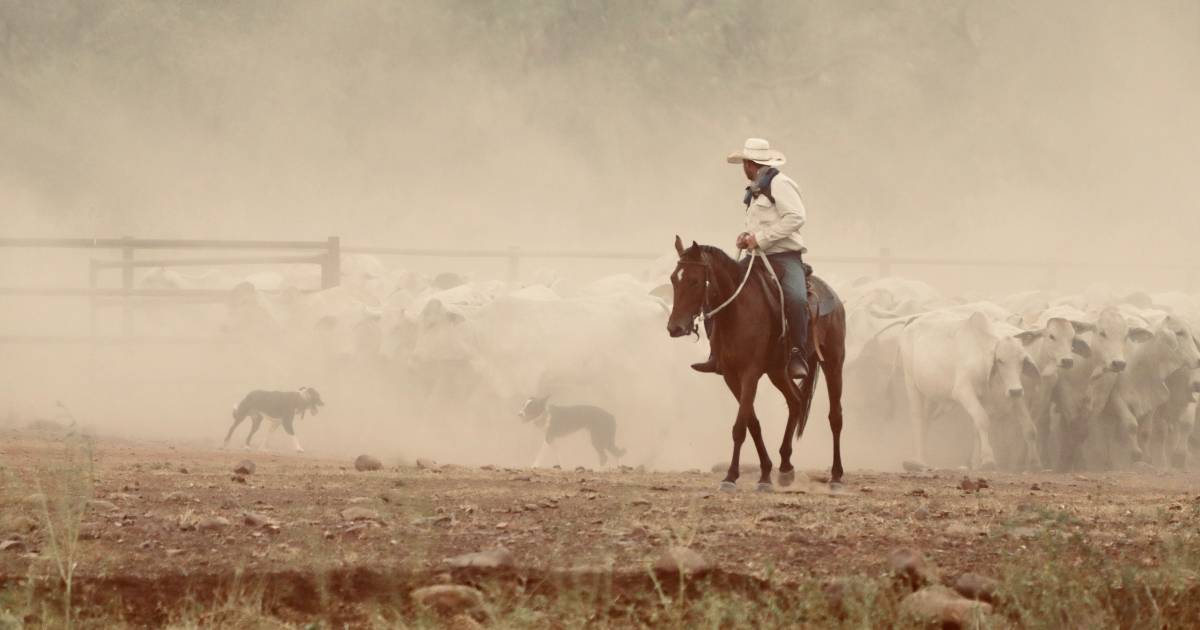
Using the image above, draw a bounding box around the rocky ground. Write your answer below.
[2,427,1199,627]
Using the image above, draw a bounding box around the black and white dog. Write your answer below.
[518,396,625,468]
[224,387,324,452]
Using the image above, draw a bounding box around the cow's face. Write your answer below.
[1161,316,1200,370]
[992,337,1040,398]
[1043,317,1085,369]
[411,300,468,362]
[666,237,705,338]
[518,396,549,422]
[1090,307,1149,373]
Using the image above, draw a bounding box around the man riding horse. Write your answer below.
[692,137,811,380]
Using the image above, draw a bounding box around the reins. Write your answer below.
[681,249,788,343]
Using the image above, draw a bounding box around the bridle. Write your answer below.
[675,249,787,342]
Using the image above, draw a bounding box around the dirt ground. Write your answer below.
[2,427,1198,626]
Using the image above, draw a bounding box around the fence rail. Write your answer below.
[1,236,1198,344]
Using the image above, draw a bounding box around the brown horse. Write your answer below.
[666,237,847,491]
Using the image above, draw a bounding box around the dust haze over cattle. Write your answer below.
[3,2,1200,474]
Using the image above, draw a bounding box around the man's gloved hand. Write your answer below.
[736,232,759,250]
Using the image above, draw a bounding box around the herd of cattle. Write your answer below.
[136,253,1200,473]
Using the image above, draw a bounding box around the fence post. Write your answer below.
[878,247,892,277]
[322,236,341,290]
[506,247,521,283]
[121,237,134,337]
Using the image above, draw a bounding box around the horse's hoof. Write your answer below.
[829,481,844,492]
[755,482,773,493]
[777,470,796,487]
[719,481,737,493]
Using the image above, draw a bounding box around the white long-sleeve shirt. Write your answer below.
[746,171,807,254]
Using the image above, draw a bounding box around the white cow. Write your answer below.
[1093,314,1200,469]
[899,311,1040,469]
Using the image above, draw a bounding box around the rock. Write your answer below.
[198,516,232,532]
[888,548,939,590]
[162,491,192,503]
[1,515,38,534]
[954,572,1000,603]
[446,613,485,630]
[416,458,440,470]
[87,500,118,513]
[902,460,929,472]
[412,515,453,527]
[231,475,247,484]
[346,497,374,504]
[411,584,485,616]
[234,460,256,475]
[959,477,979,493]
[912,506,932,520]
[446,547,515,569]
[0,539,26,553]
[242,512,275,528]
[380,490,404,504]
[900,585,993,627]
[165,548,184,557]
[653,547,712,578]
[354,455,383,472]
[631,499,652,508]
[341,507,381,522]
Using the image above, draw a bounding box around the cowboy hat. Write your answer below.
[726,137,786,167]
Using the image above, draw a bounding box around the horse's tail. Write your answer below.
[794,363,822,442]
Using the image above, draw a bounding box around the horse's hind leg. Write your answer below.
[768,367,811,487]
[823,353,846,483]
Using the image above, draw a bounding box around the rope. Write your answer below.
[702,249,758,320]
[699,249,789,345]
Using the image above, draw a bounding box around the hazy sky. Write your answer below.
[3,1,1198,264]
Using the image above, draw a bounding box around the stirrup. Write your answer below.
[787,350,808,380]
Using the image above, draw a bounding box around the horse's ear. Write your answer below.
[674,235,685,256]
[691,240,699,250]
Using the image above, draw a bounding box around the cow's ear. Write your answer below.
[1072,337,1092,358]
[1023,356,1041,380]
[1070,320,1096,334]
[674,235,685,256]
[968,311,991,334]
[1015,330,1042,346]
[1128,327,1153,343]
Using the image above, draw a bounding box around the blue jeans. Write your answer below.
[745,251,809,354]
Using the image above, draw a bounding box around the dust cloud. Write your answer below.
[2,2,1198,471]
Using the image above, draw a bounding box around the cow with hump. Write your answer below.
[899,310,1041,470]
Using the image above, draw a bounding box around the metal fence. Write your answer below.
[1,236,1197,344]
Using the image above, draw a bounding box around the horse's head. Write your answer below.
[666,235,706,337]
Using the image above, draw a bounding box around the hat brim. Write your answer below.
[725,151,786,167]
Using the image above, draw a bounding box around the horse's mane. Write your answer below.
[685,244,739,269]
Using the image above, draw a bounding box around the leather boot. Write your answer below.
[691,350,721,374]
[787,348,809,380]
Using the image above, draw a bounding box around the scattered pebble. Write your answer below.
[354,455,383,472]
[411,584,485,617]
[888,547,939,590]
[653,547,711,578]
[445,547,514,569]
[233,460,256,475]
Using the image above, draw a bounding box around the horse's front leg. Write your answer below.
[721,371,766,491]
